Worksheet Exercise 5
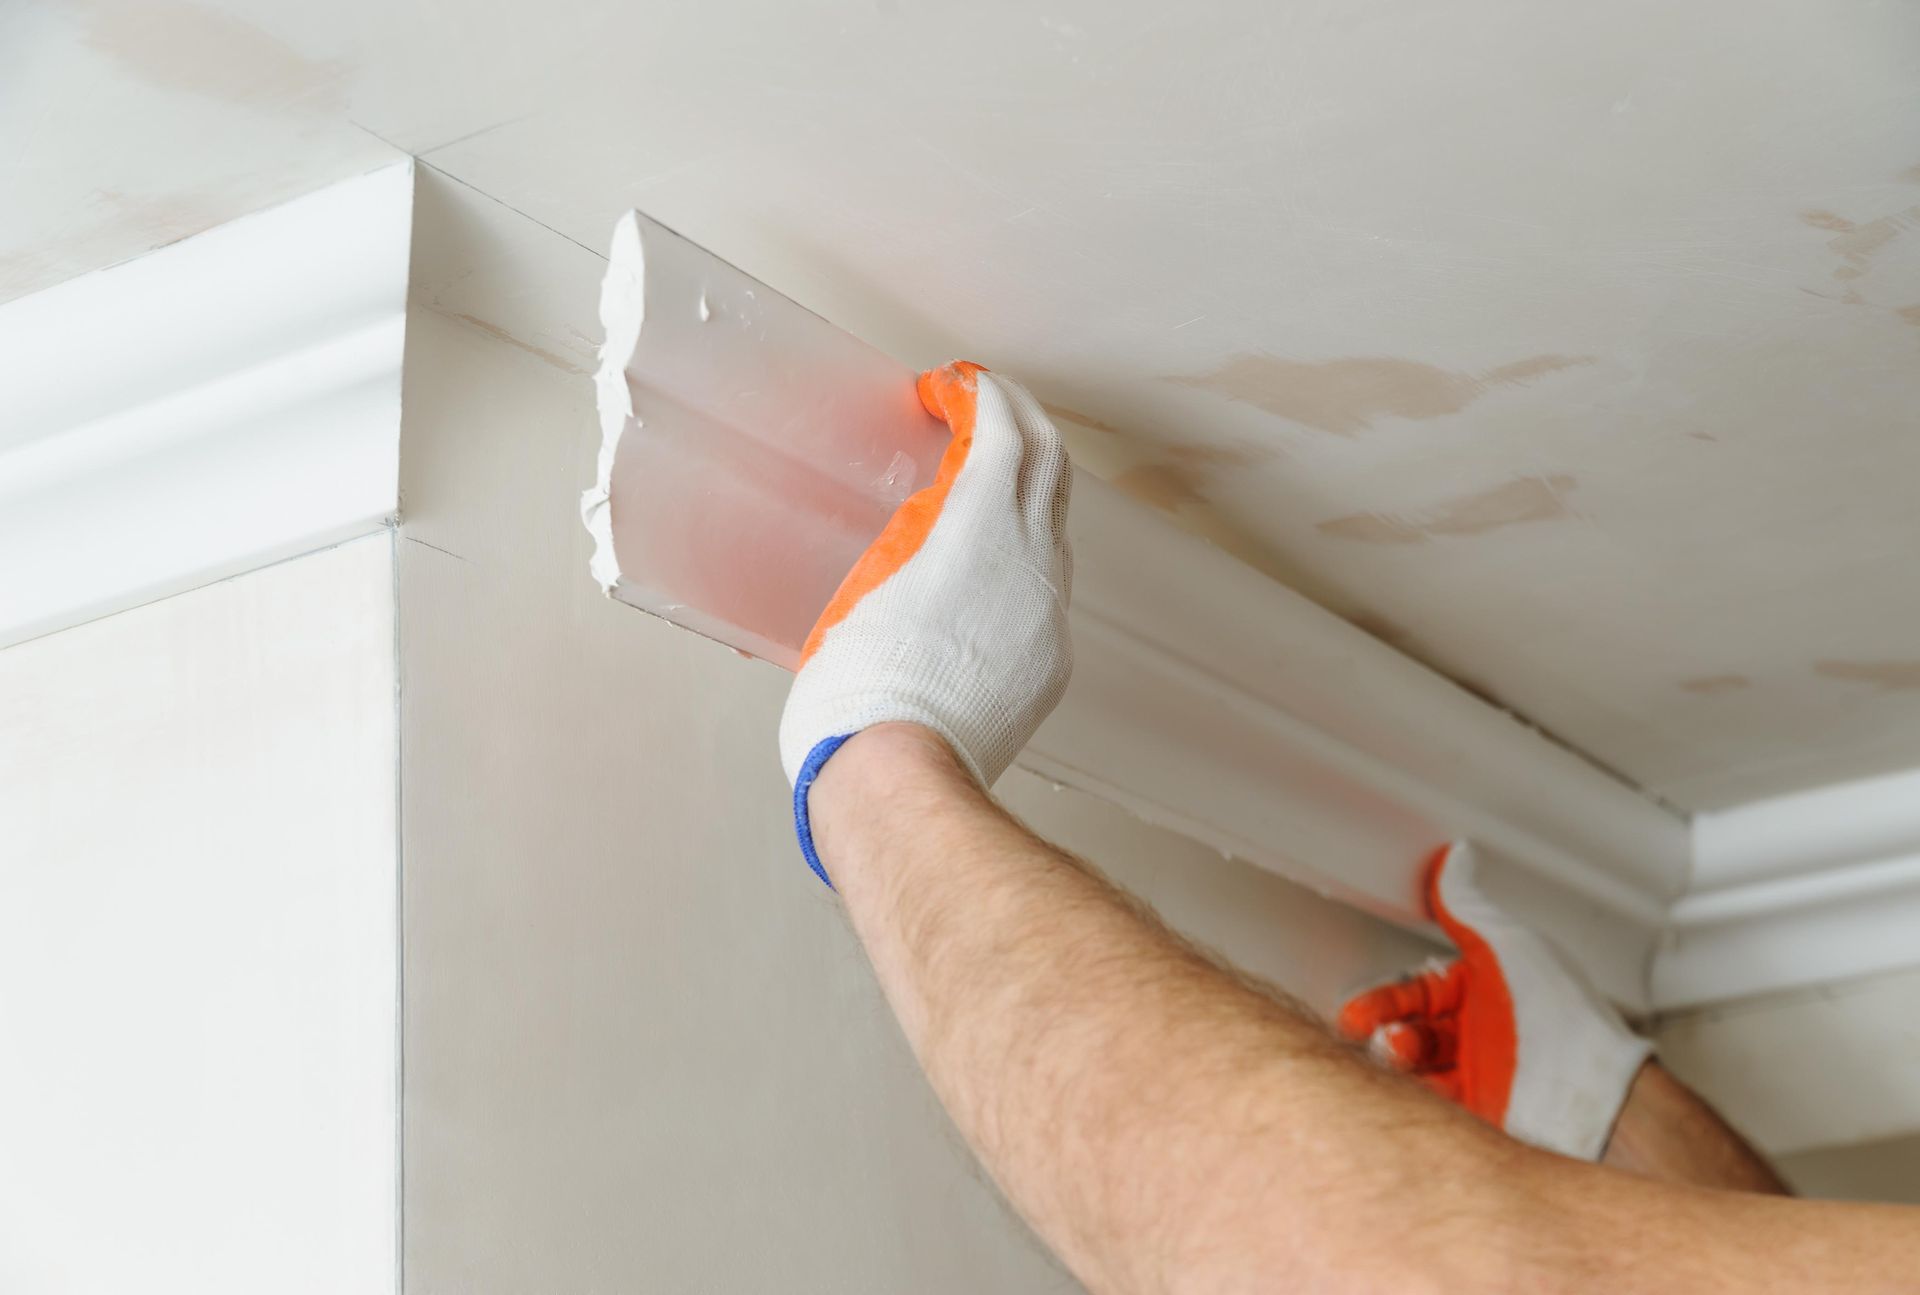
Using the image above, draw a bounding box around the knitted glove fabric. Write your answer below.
[779,361,1073,884]
[1338,843,1653,1160]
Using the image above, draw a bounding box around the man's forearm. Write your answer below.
[809,724,1920,1295]
[810,723,1525,1293]
[778,362,1918,1293]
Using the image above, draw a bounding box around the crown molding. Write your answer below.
[1021,475,1686,1010]
[590,212,1690,1012]
[43,167,1920,1021]
[1691,764,1920,892]
[0,162,413,649]
[1651,769,1920,1010]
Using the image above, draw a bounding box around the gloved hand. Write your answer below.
[1336,842,1652,1160]
[779,361,1074,885]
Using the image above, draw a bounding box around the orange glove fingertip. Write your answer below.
[916,360,987,422]
[1420,843,1456,923]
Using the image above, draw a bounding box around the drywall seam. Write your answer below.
[388,523,408,1295]
[0,162,413,649]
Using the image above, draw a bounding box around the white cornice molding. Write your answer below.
[0,162,413,649]
[1652,770,1920,1009]
[591,212,1690,1011]
[28,172,1916,1020]
[1692,765,1920,889]
[1025,476,1685,1010]
[583,198,1920,1016]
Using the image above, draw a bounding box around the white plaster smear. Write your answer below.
[580,212,644,594]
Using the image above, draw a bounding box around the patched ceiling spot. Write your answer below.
[1817,204,1920,277]
[1110,442,1271,513]
[78,0,348,114]
[1111,462,1205,512]
[1679,674,1752,695]
[86,188,222,247]
[1814,660,1920,691]
[1169,353,1593,435]
[1043,404,1125,436]
[1317,474,1576,544]
[1163,443,1272,470]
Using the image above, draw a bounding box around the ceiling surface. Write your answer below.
[10,0,1919,809]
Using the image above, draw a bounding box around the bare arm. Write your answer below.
[1604,1060,1790,1194]
[811,722,1920,1295]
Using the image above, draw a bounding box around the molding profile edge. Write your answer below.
[0,162,414,649]
[1652,771,1920,1009]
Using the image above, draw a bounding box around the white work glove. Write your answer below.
[1337,843,1653,1160]
[779,361,1073,885]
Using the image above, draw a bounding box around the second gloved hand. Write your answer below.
[779,361,1074,885]
[1336,842,1653,1160]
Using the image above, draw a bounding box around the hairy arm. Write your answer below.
[811,722,1920,1295]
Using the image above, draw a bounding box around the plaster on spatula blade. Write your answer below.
[581,212,948,670]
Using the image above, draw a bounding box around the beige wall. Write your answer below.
[1657,963,1920,1165]
[1778,1134,1920,1206]
[0,536,398,1293]
[397,172,1437,1292]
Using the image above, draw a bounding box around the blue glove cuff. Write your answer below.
[792,733,854,888]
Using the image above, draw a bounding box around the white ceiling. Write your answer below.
[10,0,1919,809]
